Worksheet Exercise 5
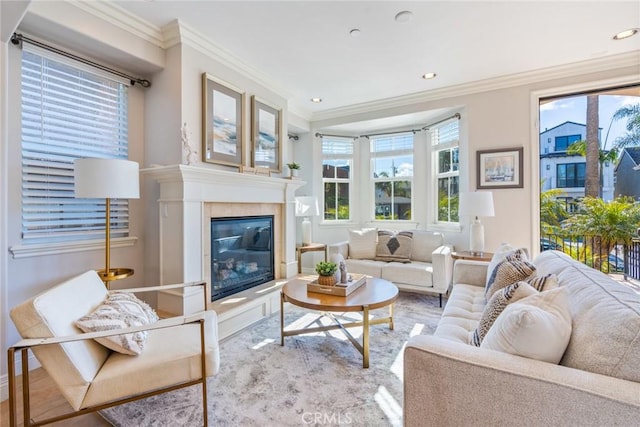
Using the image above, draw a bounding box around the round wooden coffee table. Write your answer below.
[280,277,398,368]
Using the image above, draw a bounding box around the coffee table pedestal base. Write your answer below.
[280,292,394,368]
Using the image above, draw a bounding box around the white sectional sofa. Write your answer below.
[403,250,640,426]
[327,229,453,306]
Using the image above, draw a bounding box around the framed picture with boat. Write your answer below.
[476,147,523,189]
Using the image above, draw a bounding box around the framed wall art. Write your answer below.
[202,73,245,166]
[476,147,523,189]
[251,96,282,172]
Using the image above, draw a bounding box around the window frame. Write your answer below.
[370,132,414,221]
[556,162,586,188]
[430,118,460,226]
[554,134,581,152]
[321,136,354,222]
[9,45,136,258]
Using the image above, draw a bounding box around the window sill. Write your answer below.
[427,223,463,233]
[9,236,138,259]
[319,221,358,228]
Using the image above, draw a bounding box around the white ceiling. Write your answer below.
[111,0,640,122]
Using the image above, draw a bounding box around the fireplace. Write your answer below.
[210,215,275,300]
[143,165,304,321]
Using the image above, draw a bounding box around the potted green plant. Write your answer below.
[286,162,300,178]
[315,261,338,286]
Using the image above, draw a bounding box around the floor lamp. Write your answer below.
[295,196,319,246]
[74,158,140,288]
[459,191,495,255]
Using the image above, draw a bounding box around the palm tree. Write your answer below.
[563,196,640,270]
[612,103,640,148]
[585,95,600,197]
[540,187,569,234]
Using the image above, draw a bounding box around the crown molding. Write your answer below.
[68,0,164,48]
[163,20,296,101]
[310,50,640,123]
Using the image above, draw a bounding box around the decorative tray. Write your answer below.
[307,273,367,296]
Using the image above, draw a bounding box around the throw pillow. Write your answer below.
[485,257,536,298]
[486,248,528,288]
[481,288,572,364]
[526,274,559,292]
[470,281,538,346]
[348,228,378,259]
[485,243,515,287]
[75,292,159,355]
[375,230,413,262]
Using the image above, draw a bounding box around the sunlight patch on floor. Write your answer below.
[375,385,402,427]
[390,342,406,381]
[252,338,275,350]
[284,312,367,340]
[409,323,424,337]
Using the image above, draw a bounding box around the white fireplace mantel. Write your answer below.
[142,164,306,204]
[142,164,305,312]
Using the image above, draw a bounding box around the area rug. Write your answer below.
[100,292,443,426]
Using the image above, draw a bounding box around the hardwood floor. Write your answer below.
[1,367,109,426]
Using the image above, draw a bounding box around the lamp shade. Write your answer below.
[74,158,140,199]
[295,196,319,217]
[459,191,495,217]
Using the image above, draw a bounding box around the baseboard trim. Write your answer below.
[1,351,41,402]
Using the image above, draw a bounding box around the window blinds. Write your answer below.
[430,118,459,147]
[371,132,413,154]
[322,137,353,157]
[21,49,130,242]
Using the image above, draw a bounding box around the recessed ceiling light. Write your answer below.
[613,28,639,40]
[422,72,437,80]
[311,97,322,103]
[395,11,413,23]
[349,29,361,37]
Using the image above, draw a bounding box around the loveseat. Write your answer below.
[328,229,453,306]
[403,249,640,426]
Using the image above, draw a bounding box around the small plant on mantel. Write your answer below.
[315,261,338,286]
[287,162,301,178]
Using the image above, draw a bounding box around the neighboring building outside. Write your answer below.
[539,121,614,210]
[614,146,640,201]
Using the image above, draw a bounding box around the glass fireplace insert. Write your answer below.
[210,215,274,300]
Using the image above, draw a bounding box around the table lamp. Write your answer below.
[295,196,319,246]
[459,191,495,255]
[74,158,140,287]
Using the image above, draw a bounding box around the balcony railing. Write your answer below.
[540,234,640,281]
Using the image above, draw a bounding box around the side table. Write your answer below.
[451,251,494,262]
[296,243,327,273]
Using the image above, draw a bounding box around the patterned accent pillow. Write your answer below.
[485,257,536,298]
[486,248,528,288]
[348,228,378,259]
[375,230,413,262]
[470,281,538,346]
[75,292,159,355]
[526,274,559,292]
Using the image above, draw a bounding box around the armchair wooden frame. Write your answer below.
[7,281,210,427]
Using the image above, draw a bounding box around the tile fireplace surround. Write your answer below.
[143,164,305,338]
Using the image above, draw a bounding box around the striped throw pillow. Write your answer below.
[485,257,536,298]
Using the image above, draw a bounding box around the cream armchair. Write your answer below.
[7,271,219,427]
